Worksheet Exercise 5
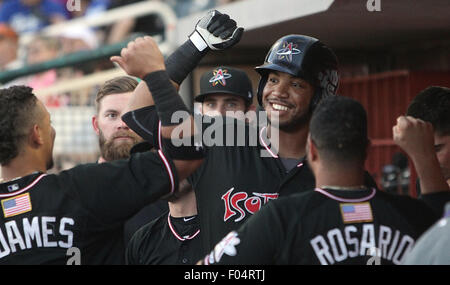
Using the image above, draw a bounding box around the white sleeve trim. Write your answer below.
[157,149,175,195]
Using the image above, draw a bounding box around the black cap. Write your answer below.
[195,66,253,103]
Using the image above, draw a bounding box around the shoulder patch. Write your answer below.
[340,202,373,224]
[2,193,32,218]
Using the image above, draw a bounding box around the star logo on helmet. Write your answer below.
[276,42,301,62]
[209,68,232,86]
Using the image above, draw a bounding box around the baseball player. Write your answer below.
[126,180,202,265]
[395,86,450,197]
[91,76,168,245]
[0,34,203,264]
[200,97,444,265]
[121,34,383,255]
[125,66,254,265]
[92,76,144,163]
[195,66,254,119]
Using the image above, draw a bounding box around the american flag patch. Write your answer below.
[2,193,32,218]
[340,202,373,224]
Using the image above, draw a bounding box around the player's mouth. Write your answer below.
[271,103,289,111]
[267,100,293,113]
[113,136,133,141]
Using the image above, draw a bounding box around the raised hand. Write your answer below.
[111,36,165,79]
[393,115,449,194]
[393,116,435,159]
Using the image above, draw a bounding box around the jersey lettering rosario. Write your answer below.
[203,187,439,265]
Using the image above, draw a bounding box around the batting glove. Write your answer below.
[189,10,244,51]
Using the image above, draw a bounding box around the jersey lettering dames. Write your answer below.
[0,150,178,264]
[203,187,438,265]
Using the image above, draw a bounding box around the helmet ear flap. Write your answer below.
[312,68,340,111]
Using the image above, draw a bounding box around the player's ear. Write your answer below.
[92,115,100,135]
[307,134,319,162]
[29,124,44,147]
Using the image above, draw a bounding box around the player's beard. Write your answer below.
[98,129,143,162]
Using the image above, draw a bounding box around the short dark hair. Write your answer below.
[0,86,38,165]
[310,96,369,164]
[406,86,450,136]
[95,76,138,112]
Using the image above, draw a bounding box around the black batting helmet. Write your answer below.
[255,34,339,110]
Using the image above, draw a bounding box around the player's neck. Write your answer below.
[1,155,46,182]
[315,164,366,190]
[169,190,198,218]
[268,124,308,159]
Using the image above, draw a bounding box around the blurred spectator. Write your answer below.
[56,25,100,107]
[106,0,165,44]
[62,0,111,49]
[59,25,99,54]
[25,35,61,106]
[26,35,61,65]
[0,24,21,70]
[106,0,237,44]
[0,0,69,34]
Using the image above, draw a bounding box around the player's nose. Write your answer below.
[118,119,130,129]
[272,81,289,98]
[218,104,227,116]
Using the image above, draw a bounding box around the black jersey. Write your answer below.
[123,201,168,246]
[189,122,316,253]
[0,150,178,264]
[123,142,170,246]
[203,187,439,265]
[126,212,202,265]
[123,107,379,255]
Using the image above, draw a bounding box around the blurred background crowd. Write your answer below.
[0,0,239,170]
[0,0,239,106]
